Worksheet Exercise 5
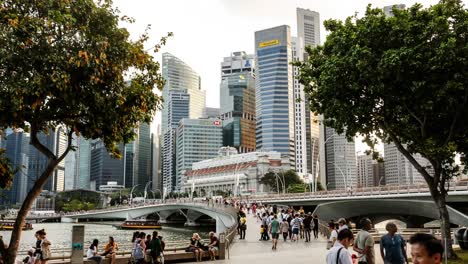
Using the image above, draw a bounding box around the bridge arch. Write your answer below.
[63,203,237,233]
[313,199,468,227]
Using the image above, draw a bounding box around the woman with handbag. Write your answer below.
[34,229,51,264]
[132,233,146,264]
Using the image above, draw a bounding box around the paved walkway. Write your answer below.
[187,212,389,264]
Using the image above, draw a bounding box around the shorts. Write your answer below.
[292,228,299,235]
[271,233,279,239]
[209,246,218,252]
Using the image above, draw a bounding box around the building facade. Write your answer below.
[76,136,92,190]
[135,123,152,187]
[176,118,223,192]
[90,140,125,190]
[3,131,30,204]
[202,107,220,118]
[162,91,190,192]
[384,143,428,186]
[320,127,357,190]
[255,25,295,165]
[357,154,375,188]
[182,147,291,196]
[294,8,321,177]
[220,51,256,153]
[161,53,206,134]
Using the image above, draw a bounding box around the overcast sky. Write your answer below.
[112,0,464,153]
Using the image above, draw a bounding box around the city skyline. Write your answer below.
[112,0,451,154]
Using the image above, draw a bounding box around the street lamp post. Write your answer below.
[316,134,338,191]
[130,184,140,205]
[333,164,347,190]
[144,181,152,203]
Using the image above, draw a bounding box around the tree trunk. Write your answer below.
[4,159,57,264]
[434,194,457,259]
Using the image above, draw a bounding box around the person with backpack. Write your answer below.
[326,229,354,264]
[132,233,146,264]
[380,222,408,264]
[291,214,302,242]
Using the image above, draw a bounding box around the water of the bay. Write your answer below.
[0,222,212,258]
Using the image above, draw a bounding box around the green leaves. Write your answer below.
[294,0,468,177]
[0,0,169,186]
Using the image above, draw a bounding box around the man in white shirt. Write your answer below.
[326,229,354,264]
[338,218,349,232]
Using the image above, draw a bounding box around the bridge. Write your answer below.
[61,201,238,233]
[255,183,468,227]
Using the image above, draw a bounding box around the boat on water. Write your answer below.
[115,220,162,230]
[0,220,33,231]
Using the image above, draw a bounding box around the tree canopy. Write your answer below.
[0,0,170,262]
[294,0,467,257]
[260,170,303,193]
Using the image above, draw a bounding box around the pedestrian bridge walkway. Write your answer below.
[191,211,394,264]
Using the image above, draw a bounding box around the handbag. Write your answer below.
[326,240,334,250]
[41,240,51,260]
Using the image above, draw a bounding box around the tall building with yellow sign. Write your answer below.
[254,25,295,167]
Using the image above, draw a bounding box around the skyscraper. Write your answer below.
[27,127,68,192]
[384,143,429,186]
[357,154,374,188]
[321,127,357,190]
[3,131,30,205]
[255,25,295,164]
[161,53,206,134]
[135,123,152,187]
[294,8,321,177]
[176,118,223,191]
[76,136,92,190]
[202,107,221,118]
[90,140,125,190]
[162,91,190,192]
[220,51,256,153]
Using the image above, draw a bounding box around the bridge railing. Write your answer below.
[253,182,468,202]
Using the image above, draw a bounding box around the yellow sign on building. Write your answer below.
[259,39,280,48]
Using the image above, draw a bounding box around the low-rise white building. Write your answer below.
[182,147,290,196]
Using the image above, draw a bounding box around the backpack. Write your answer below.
[132,239,144,260]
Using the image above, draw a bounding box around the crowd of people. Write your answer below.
[325,217,445,264]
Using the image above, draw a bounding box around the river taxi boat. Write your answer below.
[0,220,33,231]
[115,220,162,230]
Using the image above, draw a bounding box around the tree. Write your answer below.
[294,0,467,258]
[260,170,303,193]
[0,0,170,262]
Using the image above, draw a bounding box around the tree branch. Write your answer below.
[387,132,435,190]
[403,103,426,138]
[445,87,467,146]
[56,129,74,164]
[30,123,56,160]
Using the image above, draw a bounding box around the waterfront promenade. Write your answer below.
[189,212,389,264]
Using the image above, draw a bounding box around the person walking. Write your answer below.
[327,222,338,250]
[269,215,280,250]
[354,218,375,264]
[380,222,408,264]
[280,219,289,242]
[261,213,270,240]
[408,233,443,264]
[291,214,302,242]
[150,232,162,264]
[338,218,349,232]
[313,214,319,239]
[303,213,312,242]
[239,214,247,239]
[132,233,146,264]
[326,229,354,264]
[87,239,102,264]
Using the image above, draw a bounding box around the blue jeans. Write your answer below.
[88,256,102,264]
